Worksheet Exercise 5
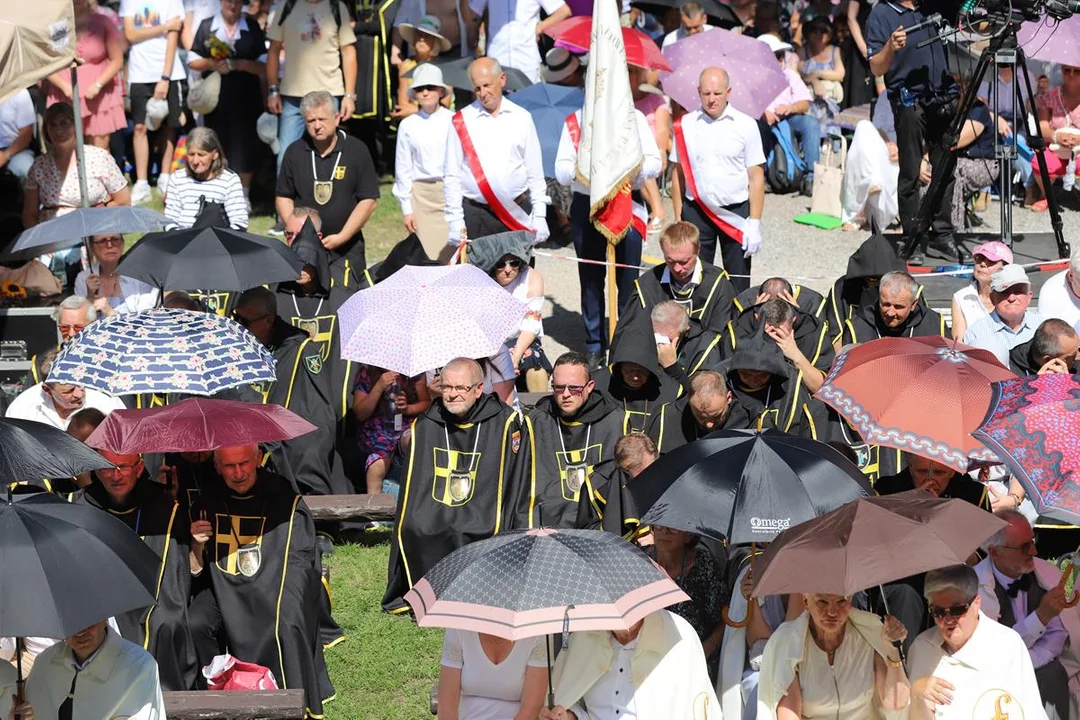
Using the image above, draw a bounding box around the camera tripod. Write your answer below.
[904,25,1071,260]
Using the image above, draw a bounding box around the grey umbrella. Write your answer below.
[5,206,172,259]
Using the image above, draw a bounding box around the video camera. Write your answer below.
[956,0,1080,23]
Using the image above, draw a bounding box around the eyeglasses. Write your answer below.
[553,384,587,396]
[232,312,270,328]
[1001,534,1038,554]
[929,602,971,620]
[498,258,522,270]
[442,383,478,394]
[103,462,141,474]
[58,324,85,334]
[91,237,123,247]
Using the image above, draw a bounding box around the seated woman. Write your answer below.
[438,629,547,720]
[164,127,248,230]
[950,94,999,233]
[841,100,898,231]
[799,17,845,141]
[1032,65,1080,211]
[651,526,724,681]
[352,366,431,494]
[949,240,1011,340]
[73,234,158,316]
[392,15,453,121]
[758,594,910,719]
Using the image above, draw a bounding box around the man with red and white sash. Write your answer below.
[553,92,661,369]
[671,66,766,293]
[443,57,549,247]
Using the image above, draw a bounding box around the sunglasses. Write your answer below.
[498,258,522,270]
[929,602,971,620]
[553,384,587,396]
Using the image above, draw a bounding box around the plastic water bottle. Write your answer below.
[389,380,403,432]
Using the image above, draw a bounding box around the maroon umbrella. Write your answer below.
[84,397,316,453]
[752,491,1006,598]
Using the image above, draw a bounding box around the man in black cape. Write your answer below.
[524,352,624,529]
[189,445,336,717]
[647,370,749,453]
[593,308,680,434]
[383,357,532,613]
[875,452,991,509]
[1009,318,1079,376]
[576,434,658,538]
[234,287,348,496]
[74,449,197,691]
[732,276,826,318]
[840,270,947,344]
[723,336,823,439]
[650,300,725,394]
[822,229,909,348]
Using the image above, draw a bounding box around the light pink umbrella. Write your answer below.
[1018,15,1080,67]
[660,27,789,116]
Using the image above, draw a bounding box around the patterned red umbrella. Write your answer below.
[84,397,317,454]
[544,17,673,71]
[975,373,1080,524]
[816,336,1015,472]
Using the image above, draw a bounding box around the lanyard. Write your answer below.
[444,422,483,472]
[292,294,324,320]
[557,421,591,459]
[311,136,344,183]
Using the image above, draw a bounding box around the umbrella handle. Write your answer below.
[722,601,754,628]
[1058,561,1080,608]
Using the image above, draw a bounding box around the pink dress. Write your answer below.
[45,14,126,136]
[635,92,670,140]
[26,146,129,222]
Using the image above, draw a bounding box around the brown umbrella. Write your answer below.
[751,491,1007,598]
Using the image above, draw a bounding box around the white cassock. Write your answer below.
[908,612,1048,720]
[0,659,15,715]
[25,627,166,720]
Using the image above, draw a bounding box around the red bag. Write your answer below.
[202,654,279,691]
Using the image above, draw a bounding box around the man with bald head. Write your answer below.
[384,357,533,612]
[670,66,766,293]
[444,57,549,245]
[647,370,749,452]
[189,444,336,715]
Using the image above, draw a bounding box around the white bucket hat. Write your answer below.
[144,97,170,131]
[399,14,452,53]
[256,112,280,155]
[408,63,451,98]
[188,71,222,115]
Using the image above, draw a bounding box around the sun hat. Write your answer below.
[971,240,1013,265]
[758,34,793,54]
[408,63,451,98]
[399,15,452,53]
[542,47,582,84]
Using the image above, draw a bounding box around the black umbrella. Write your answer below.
[630,429,873,545]
[116,226,306,291]
[405,56,533,92]
[631,0,743,29]
[0,418,113,484]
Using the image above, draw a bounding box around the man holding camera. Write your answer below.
[867,3,972,266]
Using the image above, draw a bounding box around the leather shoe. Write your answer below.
[927,236,973,265]
[907,248,926,267]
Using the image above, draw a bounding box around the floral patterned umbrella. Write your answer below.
[975,373,1080,525]
[47,308,276,396]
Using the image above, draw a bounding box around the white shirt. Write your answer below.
[660,23,714,49]
[393,107,454,215]
[75,263,161,315]
[121,0,188,83]
[554,109,662,197]
[440,630,547,720]
[670,105,766,209]
[469,0,568,82]
[907,612,1048,720]
[443,98,548,239]
[571,635,640,720]
[25,627,166,720]
[6,383,127,430]
[962,308,1041,367]
[1037,269,1080,332]
[951,281,991,330]
[0,89,35,149]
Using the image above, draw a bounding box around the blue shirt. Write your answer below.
[962,309,1041,366]
[960,102,996,160]
[865,1,951,97]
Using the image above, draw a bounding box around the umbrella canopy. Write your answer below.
[0,1,76,103]
[815,336,1014,473]
[659,27,789,116]
[5,207,171,260]
[631,0,743,29]
[509,83,585,176]
[0,417,113,483]
[338,264,527,376]
[545,18,673,71]
[629,430,873,544]
[116,226,306,291]
[404,56,533,91]
[48,308,276,396]
[1018,16,1080,66]
[85,397,317,454]
[975,373,1080,525]
[0,492,161,638]
[752,491,1007,597]
[405,528,688,640]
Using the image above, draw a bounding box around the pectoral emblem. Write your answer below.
[237,543,262,577]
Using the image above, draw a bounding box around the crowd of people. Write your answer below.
[4,0,1080,717]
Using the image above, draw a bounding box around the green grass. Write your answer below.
[323,540,444,719]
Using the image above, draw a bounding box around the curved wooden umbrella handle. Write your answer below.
[1058,561,1080,609]
[722,600,754,628]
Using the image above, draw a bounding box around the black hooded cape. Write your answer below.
[732,283,826,317]
[645,395,751,453]
[192,470,335,716]
[618,259,738,339]
[1008,338,1040,376]
[841,299,948,344]
[722,303,835,377]
[523,391,625,529]
[724,339,823,439]
[875,467,991,509]
[73,479,197,691]
[823,231,908,344]
[383,394,532,612]
[574,459,641,540]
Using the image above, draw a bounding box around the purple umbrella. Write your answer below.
[660,27,788,117]
[1018,16,1080,67]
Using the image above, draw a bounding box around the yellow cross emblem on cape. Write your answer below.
[214,514,265,576]
[432,448,481,506]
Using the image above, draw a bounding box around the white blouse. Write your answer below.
[952,281,991,329]
[441,630,546,720]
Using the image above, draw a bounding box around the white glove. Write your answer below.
[532,215,550,245]
[448,220,466,247]
[742,218,762,258]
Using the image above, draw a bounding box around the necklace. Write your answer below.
[311,131,343,205]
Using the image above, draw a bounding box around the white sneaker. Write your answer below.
[131,181,152,205]
[156,173,170,195]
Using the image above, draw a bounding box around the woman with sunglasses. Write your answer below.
[73,234,159,317]
[758,593,910,719]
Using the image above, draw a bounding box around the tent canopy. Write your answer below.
[0,0,76,103]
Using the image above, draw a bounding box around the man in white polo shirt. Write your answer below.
[671,66,765,293]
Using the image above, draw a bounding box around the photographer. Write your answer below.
[866,2,971,266]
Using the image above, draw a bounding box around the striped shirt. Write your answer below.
[163,168,249,230]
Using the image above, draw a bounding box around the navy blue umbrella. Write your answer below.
[510,83,585,177]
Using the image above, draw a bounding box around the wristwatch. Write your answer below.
[343,93,357,100]
[160,74,171,82]
[268,85,280,96]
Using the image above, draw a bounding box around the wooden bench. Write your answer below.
[164,689,305,719]
[304,493,396,522]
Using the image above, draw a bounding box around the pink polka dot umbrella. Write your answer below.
[1018,15,1080,67]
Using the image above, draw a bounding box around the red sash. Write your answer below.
[673,116,745,244]
[452,111,533,234]
[566,113,644,240]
